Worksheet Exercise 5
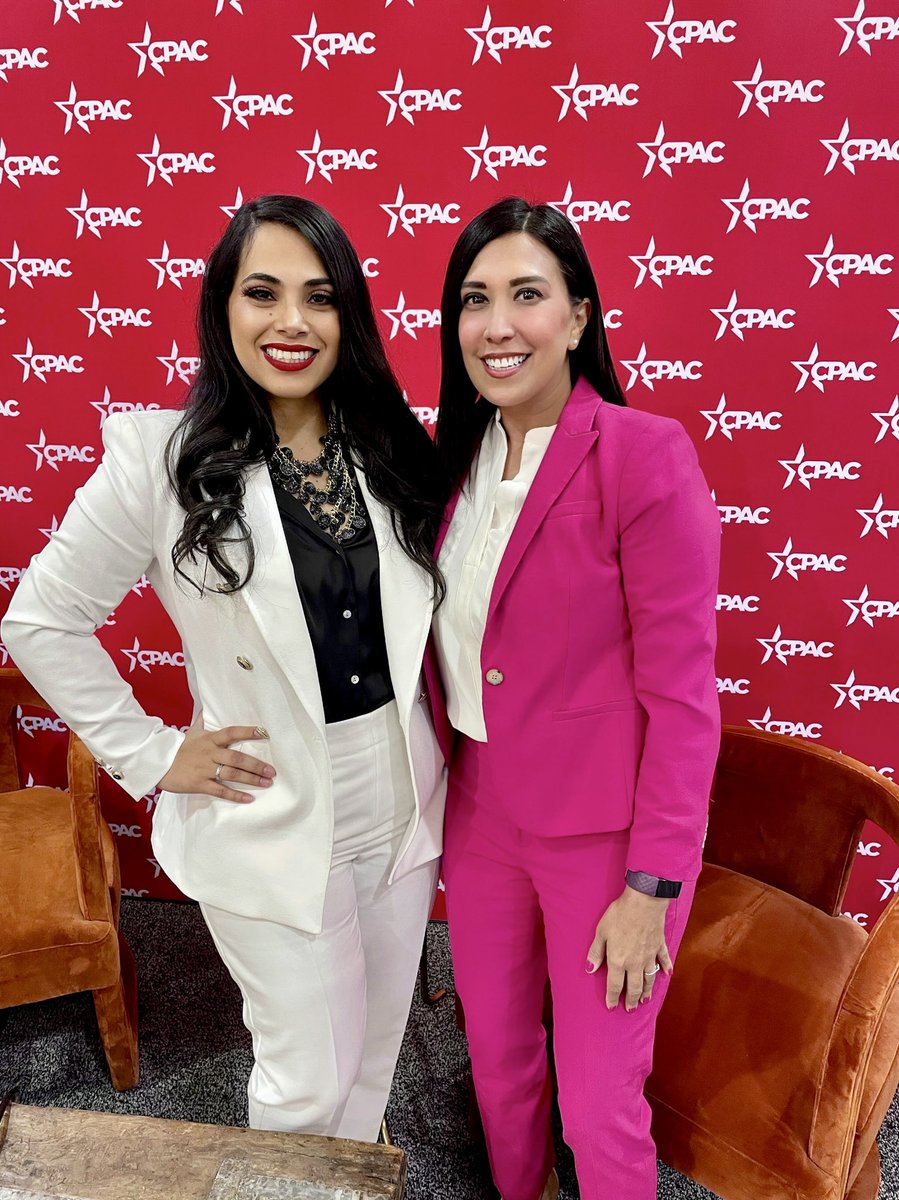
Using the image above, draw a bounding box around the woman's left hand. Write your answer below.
[586,888,673,1012]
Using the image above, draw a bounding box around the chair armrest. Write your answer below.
[809,896,899,1186]
[67,731,114,922]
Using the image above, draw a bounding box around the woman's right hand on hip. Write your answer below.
[158,721,275,803]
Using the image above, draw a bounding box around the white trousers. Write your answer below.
[200,700,438,1141]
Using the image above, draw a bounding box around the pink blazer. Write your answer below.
[425,377,722,882]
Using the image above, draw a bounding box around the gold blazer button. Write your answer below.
[236,656,254,671]
[485,668,504,686]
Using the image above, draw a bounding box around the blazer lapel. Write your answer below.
[487,379,602,622]
[239,460,326,727]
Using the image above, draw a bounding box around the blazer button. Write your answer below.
[236,656,254,671]
[485,668,504,686]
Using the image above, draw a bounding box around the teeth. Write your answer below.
[265,347,316,363]
[485,354,527,370]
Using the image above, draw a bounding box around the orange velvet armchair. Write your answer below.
[647,725,899,1200]
[0,668,139,1090]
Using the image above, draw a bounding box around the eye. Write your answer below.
[461,292,486,307]
[515,287,543,301]
[243,285,275,302]
[308,291,336,306]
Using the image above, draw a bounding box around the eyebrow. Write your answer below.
[460,275,551,290]
[240,272,333,287]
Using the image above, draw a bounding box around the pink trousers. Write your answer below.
[442,736,695,1200]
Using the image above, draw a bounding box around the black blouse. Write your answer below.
[272,479,394,724]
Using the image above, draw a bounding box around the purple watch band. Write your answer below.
[625,869,682,898]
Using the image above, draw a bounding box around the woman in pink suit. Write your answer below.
[428,198,721,1200]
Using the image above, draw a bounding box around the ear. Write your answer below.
[569,298,591,349]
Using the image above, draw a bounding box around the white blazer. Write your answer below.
[1,411,446,932]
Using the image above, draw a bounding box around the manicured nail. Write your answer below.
[254,726,270,739]
[585,961,598,974]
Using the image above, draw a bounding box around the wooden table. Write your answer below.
[0,1105,405,1200]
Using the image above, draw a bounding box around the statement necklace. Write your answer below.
[268,417,366,543]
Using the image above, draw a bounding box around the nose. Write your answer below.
[482,301,515,344]
[273,298,309,337]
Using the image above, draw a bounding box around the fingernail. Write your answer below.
[606,1003,615,1011]
[264,767,276,778]
[240,795,255,804]
[585,961,598,974]
[261,778,273,787]
[255,726,270,739]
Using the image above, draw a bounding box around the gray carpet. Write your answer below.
[1,899,896,1199]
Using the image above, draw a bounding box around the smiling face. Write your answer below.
[227,221,340,406]
[458,231,590,423]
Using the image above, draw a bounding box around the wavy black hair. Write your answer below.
[166,194,445,600]
[436,196,626,490]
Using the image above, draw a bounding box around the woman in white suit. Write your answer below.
[2,195,447,1139]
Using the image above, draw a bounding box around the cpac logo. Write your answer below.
[716,677,750,695]
[876,869,899,902]
[638,121,725,177]
[631,236,712,288]
[90,386,160,428]
[158,340,200,387]
[552,66,639,121]
[0,642,7,664]
[296,131,377,183]
[0,138,60,187]
[717,594,760,613]
[620,343,701,392]
[604,311,624,330]
[16,706,67,736]
[120,637,186,674]
[0,485,32,503]
[110,823,143,838]
[722,178,810,233]
[768,538,846,581]
[832,670,899,710]
[711,290,795,340]
[13,338,84,383]
[55,82,130,134]
[213,77,293,131]
[362,259,379,278]
[0,567,24,591]
[53,0,122,24]
[411,407,438,427]
[822,118,899,174]
[79,291,151,338]
[857,494,899,539]
[700,395,781,440]
[378,70,461,126]
[792,344,876,392]
[138,134,215,186]
[734,60,824,117]
[466,7,552,65]
[128,24,208,77]
[0,47,49,81]
[66,190,142,239]
[1,242,71,288]
[842,912,869,926]
[131,575,152,598]
[836,3,899,55]
[844,584,899,627]
[293,15,376,70]
[0,399,19,416]
[748,707,823,739]
[873,397,899,442]
[381,293,440,341]
[123,888,150,897]
[464,126,546,182]
[806,234,892,287]
[857,841,882,856]
[27,429,95,472]
[779,445,861,490]
[549,182,630,227]
[758,625,834,666]
[647,3,736,57]
[380,185,460,237]
[147,242,206,290]
[140,785,161,814]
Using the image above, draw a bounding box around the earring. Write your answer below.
[570,338,579,349]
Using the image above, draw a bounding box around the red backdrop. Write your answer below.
[1,0,897,926]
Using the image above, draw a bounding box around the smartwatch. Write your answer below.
[625,869,682,899]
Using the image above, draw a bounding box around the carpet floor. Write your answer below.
[1,899,896,1199]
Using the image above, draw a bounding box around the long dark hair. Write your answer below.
[437,197,626,490]
[166,194,445,600]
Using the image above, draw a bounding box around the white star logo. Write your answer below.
[78,290,109,338]
[121,636,149,673]
[213,76,245,131]
[220,186,244,219]
[292,14,323,70]
[12,337,44,382]
[548,182,582,234]
[779,445,812,490]
[156,339,198,386]
[647,1,677,58]
[888,308,899,341]
[843,584,873,627]
[747,706,774,732]
[39,514,61,540]
[128,22,162,77]
[831,670,859,709]
[465,7,496,65]
[65,188,95,239]
[710,290,739,341]
[147,242,176,289]
[873,397,899,443]
[381,293,410,340]
[137,134,169,186]
[214,0,244,14]
[792,344,821,393]
[806,234,837,287]
[857,494,891,539]
[875,867,899,901]
[722,178,752,233]
[463,126,494,181]
[630,236,659,289]
[296,130,328,183]
[757,625,790,665]
[378,69,411,126]
[0,642,8,666]
[768,537,796,580]
[380,183,409,236]
[734,59,765,117]
[637,122,669,178]
[89,384,113,425]
[54,81,86,134]
[619,343,649,392]
[26,429,55,471]
[821,118,852,175]
[835,1,867,55]
[53,0,81,23]
[699,395,730,440]
[552,65,584,121]
[0,242,27,288]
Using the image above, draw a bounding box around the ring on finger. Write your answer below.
[214,762,224,781]
[644,964,661,977]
